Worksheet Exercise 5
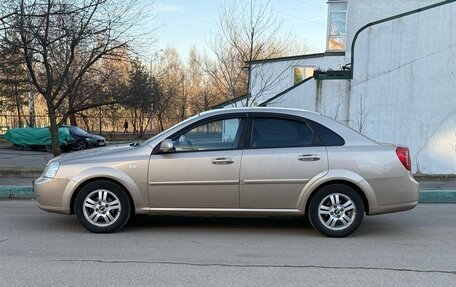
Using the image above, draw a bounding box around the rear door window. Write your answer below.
[251,117,315,148]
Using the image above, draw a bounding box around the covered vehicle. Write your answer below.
[4,127,74,152]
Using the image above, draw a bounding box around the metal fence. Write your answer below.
[0,113,157,141]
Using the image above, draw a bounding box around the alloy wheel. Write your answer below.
[317,193,356,231]
[77,141,87,150]
[82,189,121,227]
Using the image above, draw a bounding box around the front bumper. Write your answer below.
[34,176,71,214]
[88,141,106,148]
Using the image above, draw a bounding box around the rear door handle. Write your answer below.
[298,154,320,161]
[211,157,234,165]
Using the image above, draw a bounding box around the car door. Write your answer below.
[240,115,328,209]
[148,115,247,208]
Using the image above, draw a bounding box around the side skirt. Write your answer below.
[145,208,304,217]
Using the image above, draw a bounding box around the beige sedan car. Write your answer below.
[35,108,419,237]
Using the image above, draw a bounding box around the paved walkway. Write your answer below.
[0,177,35,186]
[0,148,53,170]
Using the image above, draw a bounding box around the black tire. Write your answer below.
[74,180,131,233]
[308,184,364,237]
[76,140,87,150]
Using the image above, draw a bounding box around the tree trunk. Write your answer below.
[67,95,78,126]
[48,108,61,156]
[14,84,23,127]
[158,114,164,131]
[133,109,138,135]
[69,113,77,126]
[138,111,144,138]
[15,98,23,127]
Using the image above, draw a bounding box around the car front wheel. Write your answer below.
[308,184,364,237]
[74,180,131,233]
[76,140,87,150]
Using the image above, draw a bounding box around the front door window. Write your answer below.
[173,118,243,152]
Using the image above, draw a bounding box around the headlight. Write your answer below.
[43,162,60,178]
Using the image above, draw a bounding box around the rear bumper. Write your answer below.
[369,200,418,215]
[367,172,419,215]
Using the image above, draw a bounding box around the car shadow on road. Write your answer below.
[117,216,330,236]
[124,215,318,236]
[41,212,414,238]
[123,214,416,238]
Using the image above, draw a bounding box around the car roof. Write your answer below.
[200,107,320,117]
[150,107,375,147]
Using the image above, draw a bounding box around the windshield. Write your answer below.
[144,113,202,145]
[70,126,89,136]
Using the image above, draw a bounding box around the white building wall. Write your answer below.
[261,0,456,174]
[345,0,440,60]
[347,0,456,174]
[266,79,318,109]
[268,80,351,124]
[249,55,345,106]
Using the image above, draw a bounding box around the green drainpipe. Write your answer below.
[350,0,456,79]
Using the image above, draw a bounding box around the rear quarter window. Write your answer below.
[306,119,345,146]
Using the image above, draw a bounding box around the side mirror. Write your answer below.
[159,139,174,152]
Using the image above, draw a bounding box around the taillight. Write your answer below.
[396,147,411,171]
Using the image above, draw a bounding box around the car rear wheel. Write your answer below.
[74,180,131,233]
[308,184,364,237]
[76,140,87,150]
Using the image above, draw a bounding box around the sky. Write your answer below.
[150,0,328,60]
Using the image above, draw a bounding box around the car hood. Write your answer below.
[86,134,105,140]
[50,144,136,164]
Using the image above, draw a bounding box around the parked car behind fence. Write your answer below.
[3,125,106,152]
[4,127,73,152]
[61,125,106,150]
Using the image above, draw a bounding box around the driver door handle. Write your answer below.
[298,154,320,161]
[211,157,234,165]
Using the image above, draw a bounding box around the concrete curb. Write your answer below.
[1,186,455,203]
[0,185,34,198]
[419,190,456,203]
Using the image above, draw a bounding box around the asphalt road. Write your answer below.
[0,201,455,286]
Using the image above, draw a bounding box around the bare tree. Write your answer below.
[357,94,369,133]
[205,0,312,106]
[182,47,221,115]
[123,58,153,138]
[0,40,29,126]
[0,0,152,155]
[153,48,184,131]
